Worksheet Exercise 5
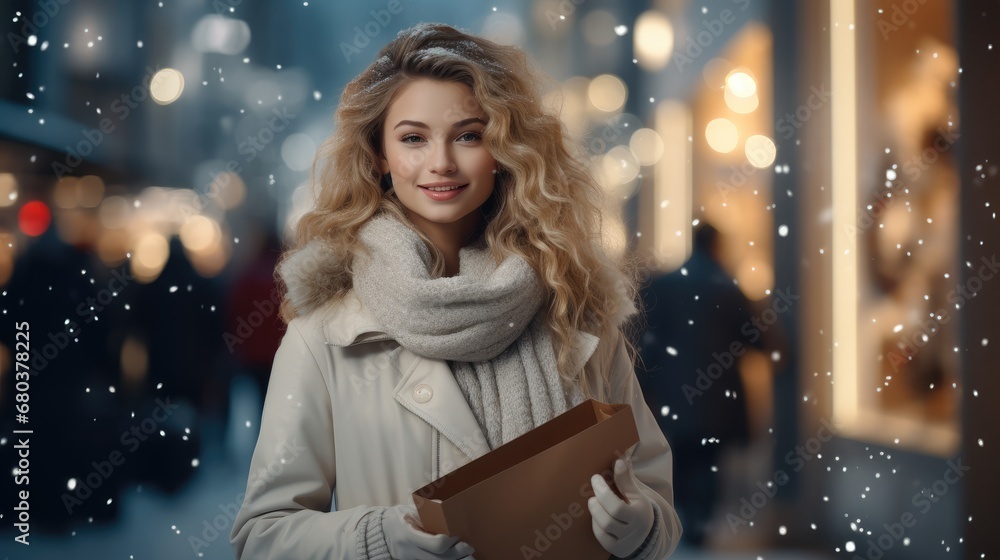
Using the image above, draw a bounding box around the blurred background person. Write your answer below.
[637,222,773,547]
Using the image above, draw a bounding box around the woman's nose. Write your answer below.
[428,142,457,175]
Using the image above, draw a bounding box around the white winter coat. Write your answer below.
[230,249,682,559]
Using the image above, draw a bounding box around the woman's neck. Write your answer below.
[407,211,483,278]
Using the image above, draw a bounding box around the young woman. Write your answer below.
[231,22,681,560]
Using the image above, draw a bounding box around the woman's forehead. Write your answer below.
[385,79,485,125]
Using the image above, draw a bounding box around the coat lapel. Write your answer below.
[391,347,492,461]
[322,290,490,460]
[388,329,601,461]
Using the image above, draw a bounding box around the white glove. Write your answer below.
[382,504,476,560]
[588,456,655,558]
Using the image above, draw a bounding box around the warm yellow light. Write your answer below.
[0,174,17,207]
[629,128,665,166]
[96,228,131,266]
[54,177,78,209]
[601,145,641,189]
[726,70,757,98]
[0,231,13,286]
[76,175,104,208]
[588,74,627,112]
[831,0,859,427]
[179,215,221,252]
[735,259,774,301]
[724,89,759,114]
[653,100,692,272]
[188,239,229,278]
[705,118,739,153]
[208,172,246,210]
[634,11,673,71]
[98,196,131,229]
[150,68,185,105]
[132,231,169,281]
[745,135,777,168]
[120,336,148,385]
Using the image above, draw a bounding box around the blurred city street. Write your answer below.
[1,0,996,558]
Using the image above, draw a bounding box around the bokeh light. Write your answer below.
[601,145,641,194]
[19,201,51,236]
[209,172,247,210]
[53,177,79,208]
[150,68,185,105]
[587,74,627,113]
[629,128,665,166]
[0,173,18,207]
[634,11,674,71]
[99,196,132,230]
[76,175,105,208]
[96,228,131,266]
[132,231,170,282]
[191,15,251,54]
[705,118,739,153]
[724,88,760,114]
[0,231,13,285]
[745,134,777,168]
[281,133,318,172]
[726,70,758,98]
[179,215,222,252]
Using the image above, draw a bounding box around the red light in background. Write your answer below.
[19,201,51,237]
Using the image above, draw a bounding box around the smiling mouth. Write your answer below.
[419,184,468,192]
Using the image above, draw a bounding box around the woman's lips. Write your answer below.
[418,184,468,200]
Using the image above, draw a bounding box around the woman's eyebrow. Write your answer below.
[392,117,486,130]
[452,117,486,128]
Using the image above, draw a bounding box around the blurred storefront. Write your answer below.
[628,1,998,557]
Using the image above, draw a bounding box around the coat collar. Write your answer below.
[320,289,392,346]
[320,289,603,461]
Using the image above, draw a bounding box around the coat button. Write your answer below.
[413,384,433,404]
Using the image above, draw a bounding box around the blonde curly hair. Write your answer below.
[278,22,644,399]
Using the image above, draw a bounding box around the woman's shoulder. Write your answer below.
[287,288,390,349]
[283,306,332,353]
[277,236,351,319]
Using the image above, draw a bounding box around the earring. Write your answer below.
[492,168,498,174]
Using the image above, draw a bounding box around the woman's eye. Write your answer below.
[457,131,482,142]
[400,134,423,143]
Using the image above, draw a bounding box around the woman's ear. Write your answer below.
[379,157,389,175]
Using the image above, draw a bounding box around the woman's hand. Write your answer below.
[382,505,476,560]
[588,456,655,558]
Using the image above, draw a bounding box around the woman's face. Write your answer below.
[380,78,497,241]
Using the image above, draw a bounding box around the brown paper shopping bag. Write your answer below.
[411,399,640,560]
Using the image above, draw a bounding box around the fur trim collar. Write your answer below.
[278,238,346,318]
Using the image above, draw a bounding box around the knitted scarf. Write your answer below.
[352,213,586,450]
